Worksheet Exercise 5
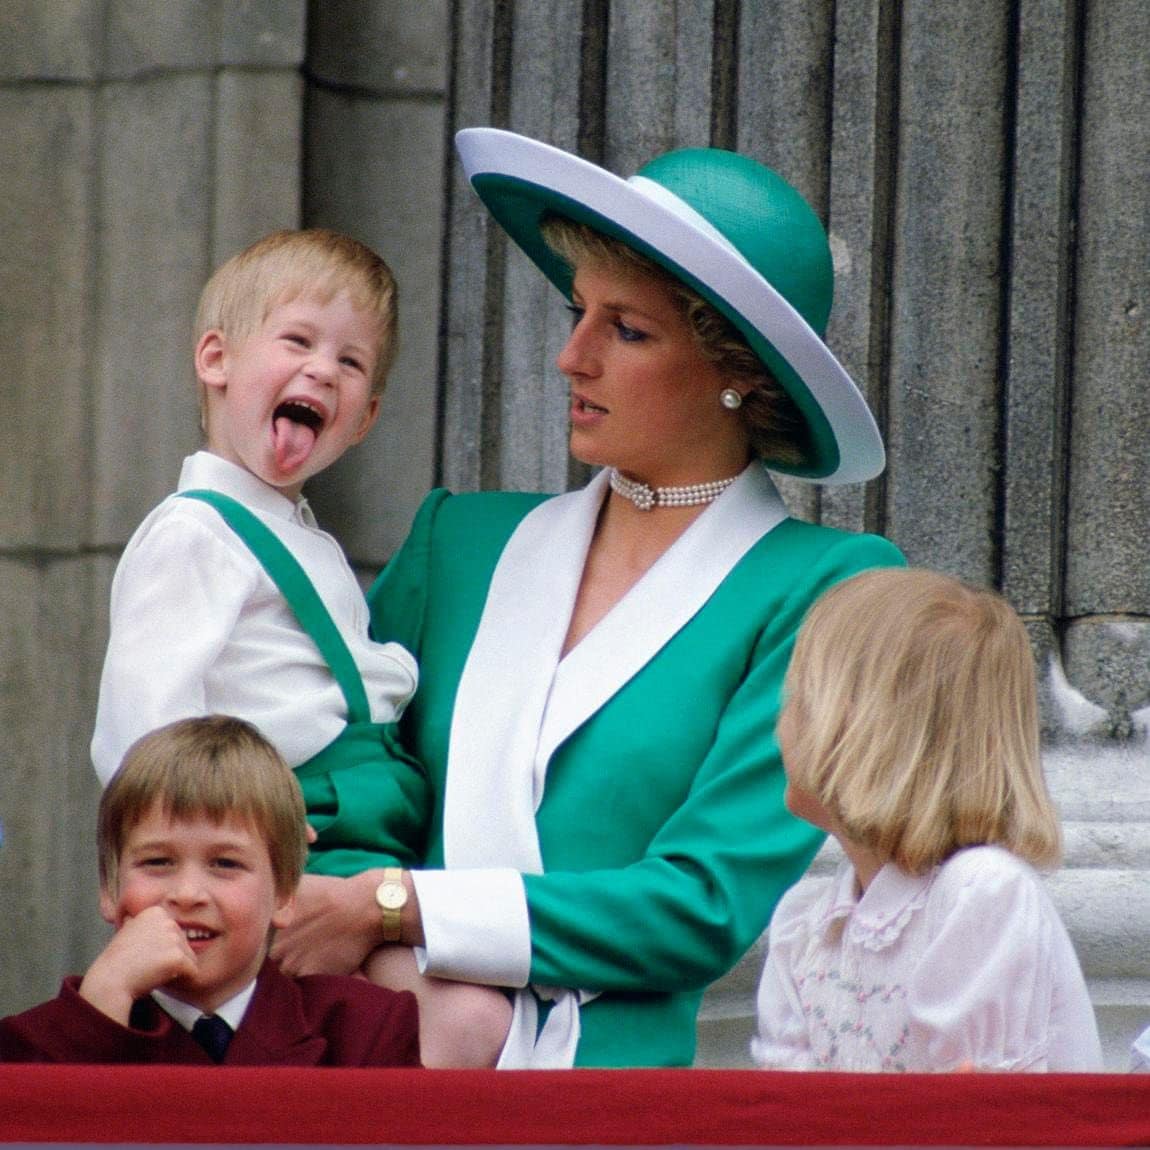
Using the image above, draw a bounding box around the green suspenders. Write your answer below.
[179,488,427,873]
[180,489,371,725]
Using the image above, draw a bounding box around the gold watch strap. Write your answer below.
[378,866,406,943]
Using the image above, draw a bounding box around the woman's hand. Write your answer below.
[270,870,388,976]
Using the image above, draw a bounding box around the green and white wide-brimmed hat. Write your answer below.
[455,126,885,484]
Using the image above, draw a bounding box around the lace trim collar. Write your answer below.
[816,860,937,952]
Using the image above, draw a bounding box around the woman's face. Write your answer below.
[557,259,751,486]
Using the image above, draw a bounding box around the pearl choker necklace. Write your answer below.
[609,469,740,511]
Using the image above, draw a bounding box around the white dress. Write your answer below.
[753,845,1102,1071]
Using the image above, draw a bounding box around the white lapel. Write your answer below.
[536,463,788,767]
[442,462,788,1069]
[442,471,608,870]
[442,463,788,871]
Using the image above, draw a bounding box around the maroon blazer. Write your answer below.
[0,958,421,1066]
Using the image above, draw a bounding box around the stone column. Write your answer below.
[302,1,447,566]
[440,0,1150,1069]
[0,0,306,1008]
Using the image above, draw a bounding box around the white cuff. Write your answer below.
[410,868,531,987]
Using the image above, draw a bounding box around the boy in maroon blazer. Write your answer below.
[1,716,421,1066]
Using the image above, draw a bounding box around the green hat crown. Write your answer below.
[456,126,885,484]
[636,148,834,337]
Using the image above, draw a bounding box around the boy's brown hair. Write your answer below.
[784,567,1061,874]
[99,715,308,898]
[194,228,399,394]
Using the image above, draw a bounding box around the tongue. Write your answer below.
[273,416,317,473]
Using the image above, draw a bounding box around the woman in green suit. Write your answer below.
[272,128,903,1067]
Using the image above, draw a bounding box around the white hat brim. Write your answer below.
[456,127,884,485]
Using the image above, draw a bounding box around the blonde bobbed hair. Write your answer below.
[194,228,399,394]
[99,715,309,898]
[540,216,808,467]
[784,567,1061,874]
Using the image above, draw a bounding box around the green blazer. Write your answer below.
[368,468,903,1066]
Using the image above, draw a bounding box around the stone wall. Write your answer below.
[1,0,303,1011]
[0,0,446,1010]
[2,0,1147,1070]
[443,0,1149,1069]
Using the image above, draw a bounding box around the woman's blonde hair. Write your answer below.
[194,228,399,394]
[784,567,1061,873]
[99,715,309,898]
[540,216,809,467]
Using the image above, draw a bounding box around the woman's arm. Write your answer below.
[404,527,902,993]
[271,868,424,976]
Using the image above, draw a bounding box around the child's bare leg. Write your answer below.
[365,946,513,1068]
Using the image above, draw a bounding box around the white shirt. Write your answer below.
[752,845,1102,1072]
[152,981,256,1034]
[91,452,418,782]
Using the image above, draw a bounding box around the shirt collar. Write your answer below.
[177,451,316,527]
[816,858,935,952]
[152,979,257,1033]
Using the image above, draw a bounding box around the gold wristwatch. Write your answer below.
[375,868,408,943]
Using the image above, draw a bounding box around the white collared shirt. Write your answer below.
[152,980,256,1033]
[753,845,1102,1071]
[92,452,418,782]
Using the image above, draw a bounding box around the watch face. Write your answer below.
[377,882,407,911]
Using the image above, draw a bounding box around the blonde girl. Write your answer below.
[753,567,1102,1072]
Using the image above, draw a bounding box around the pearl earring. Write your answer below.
[719,387,743,410]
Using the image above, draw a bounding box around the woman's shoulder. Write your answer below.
[730,518,904,605]
[413,487,553,539]
[373,488,556,620]
[768,516,904,567]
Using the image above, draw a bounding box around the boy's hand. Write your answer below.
[79,905,198,1025]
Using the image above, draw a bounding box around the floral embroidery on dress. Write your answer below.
[796,967,911,1071]
[754,848,1102,1073]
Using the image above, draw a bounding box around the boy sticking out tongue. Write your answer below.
[91,228,512,1070]
[196,283,382,498]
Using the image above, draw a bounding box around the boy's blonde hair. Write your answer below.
[99,715,309,898]
[194,228,399,394]
[784,567,1061,874]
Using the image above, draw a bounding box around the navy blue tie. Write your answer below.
[191,1014,232,1062]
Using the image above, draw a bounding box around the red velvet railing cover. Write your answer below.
[1,1067,1147,1145]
